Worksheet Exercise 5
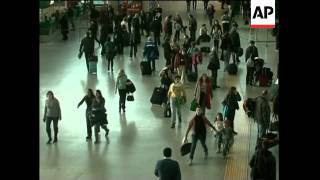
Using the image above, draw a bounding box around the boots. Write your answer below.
[53,133,58,143]
[46,131,52,144]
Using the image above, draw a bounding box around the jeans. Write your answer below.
[170,98,182,125]
[223,136,234,155]
[84,53,92,72]
[177,65,186,83]
[257,120,268,139]
[118,89,127,111]
[149,59,156,71]
[246,67,254,85]
[46,117,59,140]
[192,0,197,10]
[190,134,208,160]
[215,132,223,149]
[94,123,108,140]
[190,30,196,42]
[107,57,114,70]
[130,43,137,57]
[174,30,181,41]
[86,109,92,137]
[153,32,161,46]
[211,69,218,87]
[199,91,206,115]
[213,39,219,49]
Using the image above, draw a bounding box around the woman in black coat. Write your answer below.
[91,90,109,144]
[222,86,241,134]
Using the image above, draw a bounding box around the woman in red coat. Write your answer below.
[193,73,212,115]
[174,48,189,84]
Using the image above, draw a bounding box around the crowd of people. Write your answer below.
[42,1,278,180]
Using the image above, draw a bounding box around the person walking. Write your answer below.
[104,36,116,71]
[193,73,213,115]
[151,16,162,46]
[168,75,187,128]
[43,91,62,144]
[188,14,197,42]
[192,0,197,10]
[129,27,138,59]
[91,90,109,144]
[60,12,69,40]
[207,47,220,89]
[77,89,95,141]
[79,32,95,72]
[254,90,271,140]
[222,86,241,134]
[183,107,216,165]
[67,6,75,31]
[210,19,222,50]
[154,147,181,180]
[143,37,159,72]
[162,37,173,66]
[186,0,191,12]
[115,69,128,113]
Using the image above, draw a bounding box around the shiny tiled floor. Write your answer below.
[40,1,278,180]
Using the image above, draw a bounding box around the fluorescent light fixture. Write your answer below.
[50,0,54,5]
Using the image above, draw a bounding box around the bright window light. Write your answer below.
[50,0,54,5]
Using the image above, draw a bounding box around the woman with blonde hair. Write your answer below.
[115,69,128,113]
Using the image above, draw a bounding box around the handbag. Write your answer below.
[190,99,198,111]
[127,94,134,101]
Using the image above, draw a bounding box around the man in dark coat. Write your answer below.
[151,16,162,46]
[249,141,276,180]
[188,14,197,42]
[154,147,181,180]
[79,32,95,72]
[229,23,241,63]
[254,90,271,140]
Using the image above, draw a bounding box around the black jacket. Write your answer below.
[249,150,276,180]
[60,15,69,32]
[220,34,232,50]
[154,158,181,180]
[151,18,162,34]
[229,30,241,51]
[245,45,259,61]
[80,36,94,54]
[162,41,172,59]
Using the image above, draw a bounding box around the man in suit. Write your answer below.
[154,147,181,180]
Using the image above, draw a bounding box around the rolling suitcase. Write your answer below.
[150,87,165,105]
[227,63,237,75]
[140,60,152,75]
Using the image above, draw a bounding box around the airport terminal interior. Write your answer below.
[40,1,279,179]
